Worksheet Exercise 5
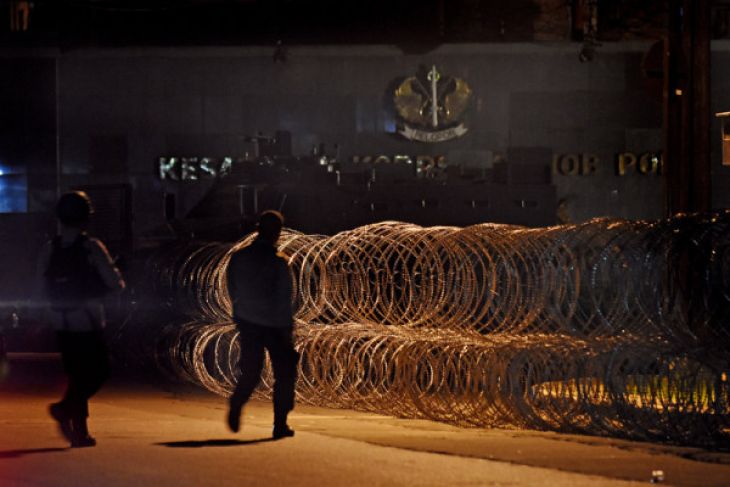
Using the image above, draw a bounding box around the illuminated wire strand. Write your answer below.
[115,212,730,446]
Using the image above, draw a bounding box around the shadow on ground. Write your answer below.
[0,447,68,459]
[156,438,277,448]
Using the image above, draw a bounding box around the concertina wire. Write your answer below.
[115,212,730,446]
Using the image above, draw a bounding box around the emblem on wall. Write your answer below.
[394,65,472,143]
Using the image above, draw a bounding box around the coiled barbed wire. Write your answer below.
[115,212,730,446]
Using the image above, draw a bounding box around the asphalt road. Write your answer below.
[1,354,728,486]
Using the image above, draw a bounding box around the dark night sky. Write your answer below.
[0,0,679,47]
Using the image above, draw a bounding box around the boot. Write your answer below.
[227,404,242,433]
[272,423,295,439]
[71,417,96,448]
[273,411,294,439]
[49,402,74,444]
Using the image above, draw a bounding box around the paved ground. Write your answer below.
[1,354,728,486]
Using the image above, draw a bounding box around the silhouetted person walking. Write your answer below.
[38,191,125,447]
[227,210,297,439]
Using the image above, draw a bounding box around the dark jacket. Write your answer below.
[227,238,293,328]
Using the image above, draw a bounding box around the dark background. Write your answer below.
[1,0,730,306]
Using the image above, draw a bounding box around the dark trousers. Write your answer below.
[230,323,298,425]
[57,331,111,420]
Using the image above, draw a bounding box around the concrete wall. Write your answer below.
[48,42,671,234]
[4,41,730,238]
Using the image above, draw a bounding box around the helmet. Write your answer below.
[56,191,94,227]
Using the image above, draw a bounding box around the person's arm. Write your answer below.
[86,238,125,293]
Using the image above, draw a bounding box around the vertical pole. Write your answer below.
[238,185,245,217]
[663,0,684,216]
[688,0,712,213]
[664,0,712,215]
[55,53,61,201]
[664,0,713,343]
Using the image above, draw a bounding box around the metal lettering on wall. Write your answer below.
[158,157,233,181]
[157,151,661,182]
[552,152,663,176]
[394,65,471,143]
[616,152,663,176]
[352,154,447,176]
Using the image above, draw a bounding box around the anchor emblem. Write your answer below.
[394,65,471,143]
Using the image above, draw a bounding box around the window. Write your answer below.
[0,164,28,213]
[719,112,730,166]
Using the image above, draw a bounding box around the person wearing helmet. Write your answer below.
[226,210,298,439]
[37,191,125,448]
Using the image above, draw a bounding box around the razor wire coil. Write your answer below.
[117,212,730,446]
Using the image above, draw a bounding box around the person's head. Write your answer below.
[56,191,93,228]
[257,210,284,244]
